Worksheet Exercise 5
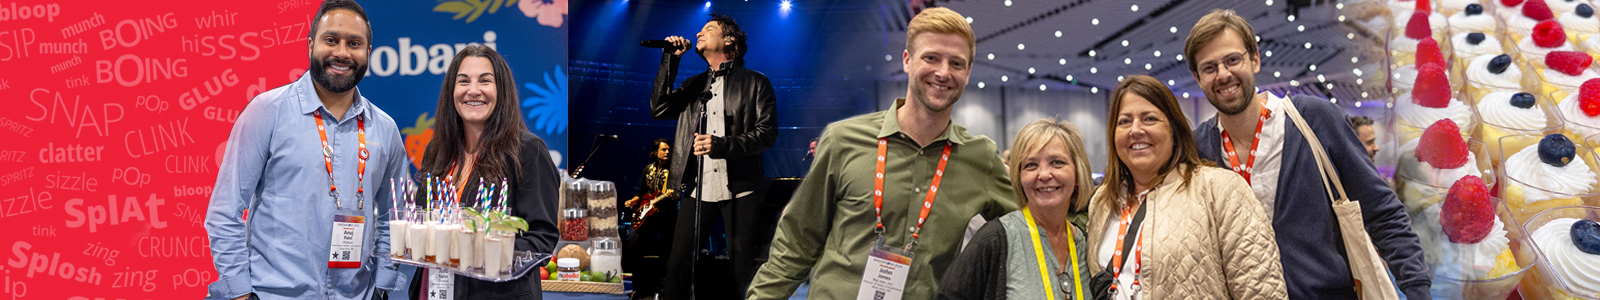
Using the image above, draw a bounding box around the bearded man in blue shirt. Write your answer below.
[205,0,411,299]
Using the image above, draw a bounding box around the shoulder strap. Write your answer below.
[1115,201,1149,270]
[1280,99,1350,204]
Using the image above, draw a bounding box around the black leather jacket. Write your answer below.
[650,54,777,196]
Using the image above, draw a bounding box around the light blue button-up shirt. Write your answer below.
[206,73,410,300]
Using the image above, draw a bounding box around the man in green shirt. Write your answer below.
[747,7,1016,300]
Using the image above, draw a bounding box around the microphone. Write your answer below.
[596,134,619,140]
[640,40,685,50]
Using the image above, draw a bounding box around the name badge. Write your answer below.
[328,214,365,268]
[428,268,454,300]
[856,246,912,300]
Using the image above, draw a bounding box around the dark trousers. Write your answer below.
[660,192,763,300]
[624,201,677,299]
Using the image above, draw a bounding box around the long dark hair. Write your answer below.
[418,45,526,188]
[1098,75,1214,207]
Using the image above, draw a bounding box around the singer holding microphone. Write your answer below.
[645,13,777,300]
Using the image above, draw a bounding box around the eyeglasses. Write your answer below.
[1197,52,1249,82]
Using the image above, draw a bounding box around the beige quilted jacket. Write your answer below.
[1087,165,1288,299]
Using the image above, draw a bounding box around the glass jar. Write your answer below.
[560,208,589,241]
[556,258,582,281]
[563,178,589,212]
[587,181,618,239]
[589,237,622,280]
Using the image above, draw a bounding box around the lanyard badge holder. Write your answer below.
[1108,188,1153,299]
[314,111,370,269]
[855,138,950,300]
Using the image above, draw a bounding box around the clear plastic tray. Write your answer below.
[388,251,551,282]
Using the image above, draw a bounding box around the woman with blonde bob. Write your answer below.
[1086,75,1286,299]
[938,119,1095,300]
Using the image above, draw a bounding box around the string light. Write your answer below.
[1055,31,1062,38]
[988,53,995,60]
[1304,42,1312,48]
[1144,63,1152,70]
[1040,84,1047,91]
[1059,58,1067,65]
[1089,50,1097,57]
[1153,50,1162,57]
[1018,43,1026,50]
[1131,4,1139,11]
[1170,26,1178,33]
[1002,75,1009,82]
[1309,64,1317,71]
[1028,67,1036,74]
[1124,58,1132,65]
[1092,18,1099,25]
[1265,50,1273,57]
[1092,87,1099,93]
[979,82,986,89]
[1274,71,1282,77]
[1090,67,1098,74]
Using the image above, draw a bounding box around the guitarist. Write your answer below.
[623,139,678,300]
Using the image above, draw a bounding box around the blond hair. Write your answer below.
[1184,9,1259,75]
[906,7,976,58]
[1008,119,1095,213]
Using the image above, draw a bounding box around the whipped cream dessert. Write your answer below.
[1416,202,1514,280]
[1560,92,1600,137]
[1468,54,1525,91]
[1479,91,1551,129]
[1399,93,1473,128]
[1504,144,1598,204]
[1559,10,1599,37]
[1400,138,1483,188]
[1520,36,1577,59]
[1529,217,1600,296]
[1454,32,1504,59]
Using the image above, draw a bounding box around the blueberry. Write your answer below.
[1488,54,1513,74]
[1538,134,1577,167]
[1466,33,1486,45]
[1579,4,1594,18]
[1510,92,1537,108]
[1572,219,1600,255]
[1466,4,1484,16]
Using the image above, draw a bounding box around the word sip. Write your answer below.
[64,194,167,233]
[135,95,168,113]
[0,3,60,22]
[6,242,102,285]
[111,167,150,188]
[0,28,34,61]
[4,269,26,300]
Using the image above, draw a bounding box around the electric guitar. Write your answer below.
[630,190,667,230]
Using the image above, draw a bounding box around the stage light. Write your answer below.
[1090,67,1098,74]
[1005,0,1012,6]
[1317,74,1326,82]
[1002,75,1009,82]
[1176,54,1183,61]
[1266,0,1274,6]
[1357,79,1364,84]
[705,1,711,8]
[966,17,973,23]
[1170,26,1178,33]
[979,82,986,89]
[1092,87,1099,94]
[1337,3,1345,9]
[1297,25,1305,32]
[885,55,893,61]
[781,0,791,9]
[1018,43,1025,50]
[1348,33,1355,39]
[1362,92,1370,98]
[1028,67,1036,74]
[1387,102,1393,108]
[1265,50,1273,57]
[1356,101,1363,107]
[1338,15,1346,22]
[1055,31,1062,38]
[1309,64,1317,71]
[1274,71,1281,77]
[1131,4,1139,11]
[1059,58,1067,65]
[1040,84,1047,91]
[1088,50,1096,57]
[1092,18,1099,25]
[1287,15,1295,22]
[1144,63,1151,70]
[1121,40,1129,47]
[988,53,995,60]
[1117,76,1125,82]
[1330,98,1337,103]
[1304,42,1312,48]
[1153,50,1161,57]
[1183,92,1190,98]
[1124,58,1131,65]
[1066,75,1074,81]
[1290,80,1300,86]
[1167,79,1175,85]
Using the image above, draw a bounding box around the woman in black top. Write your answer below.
[408,44,560,300]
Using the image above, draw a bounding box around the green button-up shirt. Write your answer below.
[749,99,1018,300]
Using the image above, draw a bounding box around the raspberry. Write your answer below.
[1441,175,1494,244]
[1412,64,1452,108]
[1406,11,1432,40]
[1583,79,1600,117]
[1415,0,1432,12]
[1501,0,1524,6]
[1547,51,1593,76]
[1524,0,1554,21]
[1416,37,1447,69]
[1533,20,1567,48]
[1418,119,1469,169]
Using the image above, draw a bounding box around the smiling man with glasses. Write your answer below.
[1183,9,1430,300]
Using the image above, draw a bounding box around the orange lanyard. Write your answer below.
[446,162,468,203]
[1220,96,1271,185]
[872,137,952,251]
[1108,204,1144,293]
[313,110,368,209]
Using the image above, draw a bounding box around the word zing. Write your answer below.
[61,12,104,38]
[110,268,156,291]
[124,118,194,158]
[1,188,48,219]
[44,171,97,191]
[26,88,125,138]
[81,242,118,266]
[64,194,168,233]
[6,241,102,285]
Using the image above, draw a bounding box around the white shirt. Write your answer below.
[1098,208,1147,300]
[1216,92,1286,221]
[701,72,733,202]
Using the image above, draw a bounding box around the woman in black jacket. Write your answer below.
[408,44,561,300]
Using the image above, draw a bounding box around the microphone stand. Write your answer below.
[566,134,608,177]
[690,89,708,297]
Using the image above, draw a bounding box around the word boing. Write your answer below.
[0,0,569,298]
